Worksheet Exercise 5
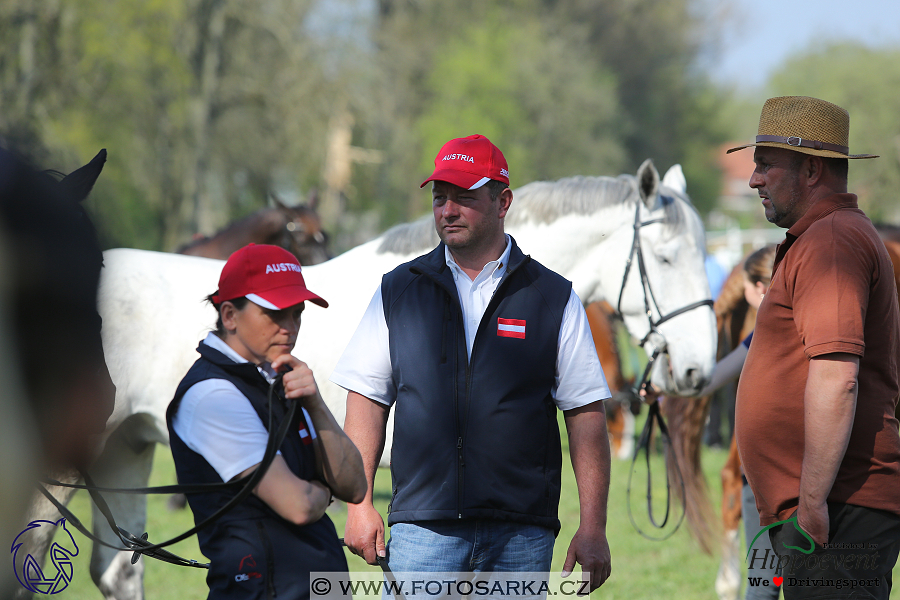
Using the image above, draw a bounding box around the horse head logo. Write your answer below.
[11,518,79,594]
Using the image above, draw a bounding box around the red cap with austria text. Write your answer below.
[211,244,328,310]
[420,134,509,190]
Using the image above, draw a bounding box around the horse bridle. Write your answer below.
[615,197,714,392]
[615,197,714,540]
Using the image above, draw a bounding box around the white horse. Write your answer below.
[44,160,716,599]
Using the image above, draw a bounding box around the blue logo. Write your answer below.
[11,518,79,594]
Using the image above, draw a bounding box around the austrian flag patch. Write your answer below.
[497,318,526,339]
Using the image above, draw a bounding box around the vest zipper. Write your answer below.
[256,521,277,599]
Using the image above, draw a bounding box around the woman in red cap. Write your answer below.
[166,243,365,600]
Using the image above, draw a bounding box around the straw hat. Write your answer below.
[727,96,878,159]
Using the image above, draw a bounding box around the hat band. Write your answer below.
[756,135,849,155]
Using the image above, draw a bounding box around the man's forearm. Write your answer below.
[800,354,859,510]
[343,391,390,509]
[564,401,611,527]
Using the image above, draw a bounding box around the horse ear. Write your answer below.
[60,149,106,203]
[637,159,660,209]
[270,192,289,211]
[662,164,687,195]
[306,187,319,210]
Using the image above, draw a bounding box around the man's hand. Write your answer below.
[797,503,829,546]
[345,503,386,566]
[562,526,611,592]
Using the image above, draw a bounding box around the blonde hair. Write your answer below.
[743,245,776,286]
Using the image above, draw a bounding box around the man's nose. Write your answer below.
[442,198,461,217]
[749,170,764,188]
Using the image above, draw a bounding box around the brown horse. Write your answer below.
[177,195,330,265]
[585,301,641,459]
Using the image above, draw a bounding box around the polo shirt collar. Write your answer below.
[444,234,512,283]
[773,192,858,274]
[785,193,858,241]
[202,332,278,383]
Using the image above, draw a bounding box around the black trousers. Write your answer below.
[768,503,900,600]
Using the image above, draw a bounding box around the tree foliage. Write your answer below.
[1,0,737,251]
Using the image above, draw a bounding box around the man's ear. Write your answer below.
[805,155,826,186]
[497,187,513,219]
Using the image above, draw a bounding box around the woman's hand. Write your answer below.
[271,355,318,401]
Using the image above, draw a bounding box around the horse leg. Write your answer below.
[715,436,743,600]
[88,417,156,600]
[604,400,624,459]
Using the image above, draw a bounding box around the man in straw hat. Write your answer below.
[730,96,900,598]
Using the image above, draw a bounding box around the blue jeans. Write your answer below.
[386,520,555,573]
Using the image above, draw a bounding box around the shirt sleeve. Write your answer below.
[171,379,276,482]
[329,285,396,406]
[553,290,613,410]
[791,221,871,358]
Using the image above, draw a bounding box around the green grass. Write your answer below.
[37,422,900,599]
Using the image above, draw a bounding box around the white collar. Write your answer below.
[202,332,278,383]
[444,234,512,282]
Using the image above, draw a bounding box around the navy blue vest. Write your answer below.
[167,343,346,600]
[382,238,572,532]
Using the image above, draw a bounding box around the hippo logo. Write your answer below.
[11,518,79,594]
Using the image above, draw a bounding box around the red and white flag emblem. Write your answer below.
[497,318,526,339]
[299,426,313,445]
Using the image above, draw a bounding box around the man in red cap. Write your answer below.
[334,135,613,591]
[167,243,365,600]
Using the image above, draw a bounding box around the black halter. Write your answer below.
[616,197,714,540]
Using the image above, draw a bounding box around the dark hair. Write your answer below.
[743,245,776,287]
[789,153,848,181]
[207,294,249,336]
[485,179,509,201]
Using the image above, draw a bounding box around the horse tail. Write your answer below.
[661,394,718,555]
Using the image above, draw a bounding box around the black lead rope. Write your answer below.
[38,374,297,569]
[624,349,686,541]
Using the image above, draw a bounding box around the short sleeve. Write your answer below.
[791,221,871,358]
[553,290,613,410]
[171,379,275,482]
[329,285,396,405]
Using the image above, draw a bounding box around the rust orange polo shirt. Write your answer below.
[736,193,900,525]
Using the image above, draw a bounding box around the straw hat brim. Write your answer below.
[726,141,878,159]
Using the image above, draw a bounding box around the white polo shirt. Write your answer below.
[172,332,316,482]
[330,237,611,411]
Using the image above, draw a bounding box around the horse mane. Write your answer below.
[509,174,693,236]
[376,172,697,255]
[376,214,439,255]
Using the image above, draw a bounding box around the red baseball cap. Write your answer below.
[420,134,510,190]
[211,244,328,309]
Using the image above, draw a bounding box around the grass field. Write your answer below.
[39,417,900,599]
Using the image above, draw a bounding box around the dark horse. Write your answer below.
[0,148,114,598]
[176,195,330,265]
